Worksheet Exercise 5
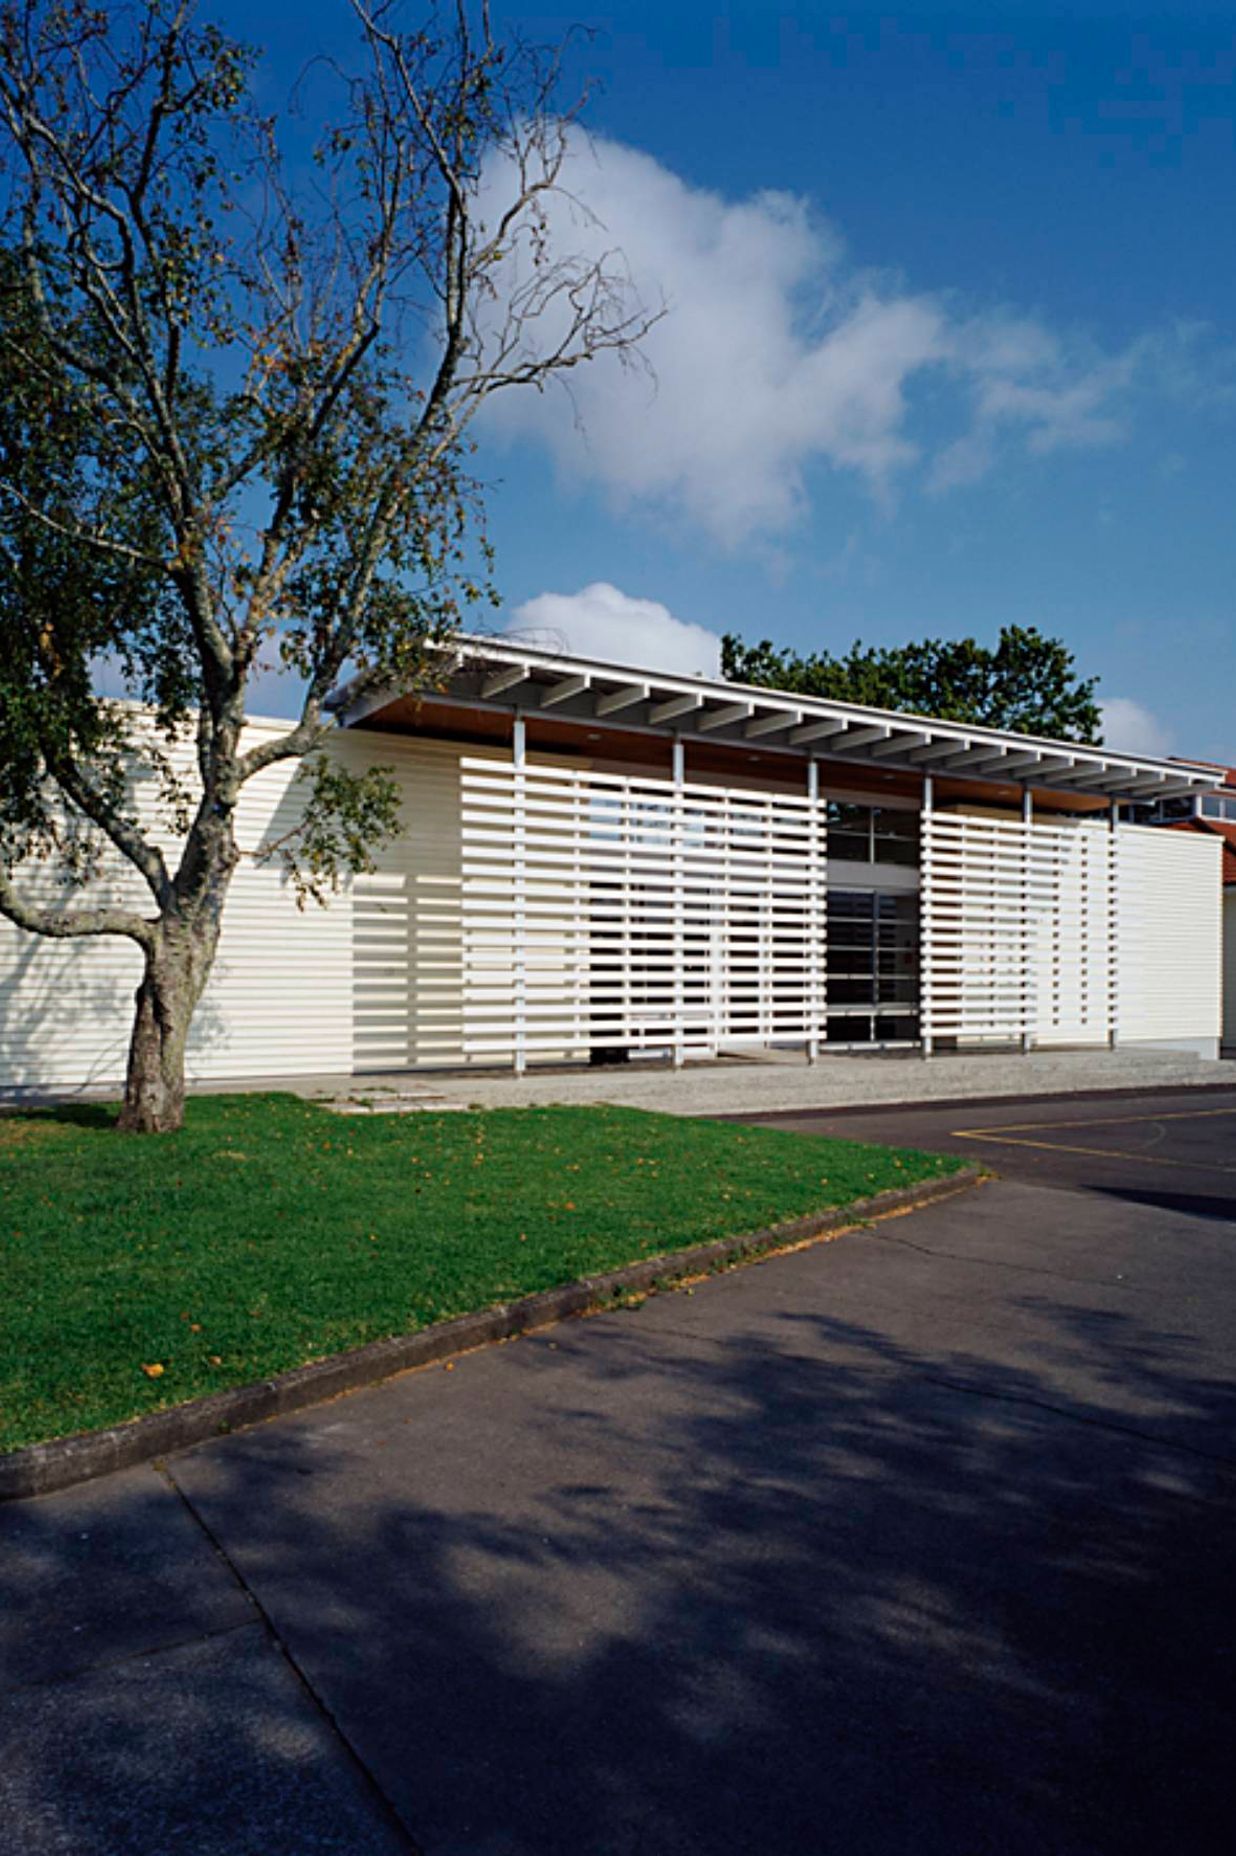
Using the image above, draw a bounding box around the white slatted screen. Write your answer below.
[459,758,829,1062]
[922,813,1113,1046]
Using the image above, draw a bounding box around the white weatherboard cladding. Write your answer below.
[458,757,829,1059]
[1114,826,1222,1045]
[922,813,1114,1045]
[0,719,354,1091]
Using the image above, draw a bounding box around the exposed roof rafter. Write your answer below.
[745,709,802,739]
[649,692,704,725]
[595,682,649,717]
[869,731,928,759]
[697,701,754,733]
[827,724,892,754]
[789,718,849,746]
[538,674,591,709]
[481,663,530,700]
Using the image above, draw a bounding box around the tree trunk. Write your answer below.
[116,929,217,1134]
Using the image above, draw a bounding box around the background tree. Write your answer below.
[721,626,1102,742]
[0,0,653,1132]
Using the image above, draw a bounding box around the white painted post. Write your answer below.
[920,774,933,1058]
[1021,787,1034,1053]
[672,737,686,1069]
[1108,797,1119,1048]
[512,716,527,1076]
[807,758,821,1064]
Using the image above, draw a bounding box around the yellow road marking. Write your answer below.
[949,1128,1236,1174]
[952,1106,1236,1135]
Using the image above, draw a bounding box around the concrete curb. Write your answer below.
[1,1166,983,1502]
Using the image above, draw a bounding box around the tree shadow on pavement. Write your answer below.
[33,1287,1220,1856]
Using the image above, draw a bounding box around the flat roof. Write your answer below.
[329,635,1224,802]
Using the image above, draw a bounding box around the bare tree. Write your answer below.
[0,0,654,1131]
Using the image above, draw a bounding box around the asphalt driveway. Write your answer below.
[3,1088,1235,1855]
[738,1083,1236,1221]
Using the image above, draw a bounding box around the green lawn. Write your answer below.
[0,1095,961,1452]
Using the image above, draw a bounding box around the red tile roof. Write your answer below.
[1168,816,1236,884]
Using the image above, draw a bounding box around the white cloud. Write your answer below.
[1101,696,1173,759]
[476,131,1146,543]
[506,583,723,677]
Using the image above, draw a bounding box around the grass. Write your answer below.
[0,1094,962,1453]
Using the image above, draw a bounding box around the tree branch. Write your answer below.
[0,870,154,949]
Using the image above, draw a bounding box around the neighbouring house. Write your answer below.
[0,638,1226,1093]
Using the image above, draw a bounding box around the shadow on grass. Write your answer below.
[9,1100,119,1130]
[3,1266,1235,1854]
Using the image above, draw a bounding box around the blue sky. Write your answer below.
[225,2,1236,759]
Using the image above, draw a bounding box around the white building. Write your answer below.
[0,638,1225,1092]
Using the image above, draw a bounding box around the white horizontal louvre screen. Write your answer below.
[459,758,828,1060]
[1030,820,1113,1044]
[1114,826,1222,1045]
[923,813,1113,1046]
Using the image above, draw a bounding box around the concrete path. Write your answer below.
[3,1092,1235,1854]
[315,1045,1236,1117]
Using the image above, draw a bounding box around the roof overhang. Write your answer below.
[328,637,1225,804]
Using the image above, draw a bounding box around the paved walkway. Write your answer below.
[3,1089,1234,1853]
[260,1045,1231,1116]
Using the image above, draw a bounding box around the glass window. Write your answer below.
[873,807,920,867]
[826,802,920,866]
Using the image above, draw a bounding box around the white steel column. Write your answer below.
[1108,798,1119,1048]
[920,774,934,1057]
[1021,788,1033,1052]
[806,759,821,1063]
[512,716,527,1075]
[672,737,686,1068]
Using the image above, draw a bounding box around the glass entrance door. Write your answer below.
[825,890,920,1046]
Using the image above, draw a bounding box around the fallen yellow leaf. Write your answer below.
[141,1362,165,1379]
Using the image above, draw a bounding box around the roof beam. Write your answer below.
[1119,775,1189,798]
[868,731,928,759]
[1007,753,1077,781]
[649,692,704,725]
[908,738,971,766]
[789,717,849,747]
[1083,771,1151,794]
[595,682,648,717]
[745,709,801,739]
[481,663,530,700]
[1149,779,1219,802]
[1053,764,1128,790]
[989,751,1046,779]
[825,724,891,754]
[538,673,591,709]
[697,701,754,733]
[941,744,1011,774]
